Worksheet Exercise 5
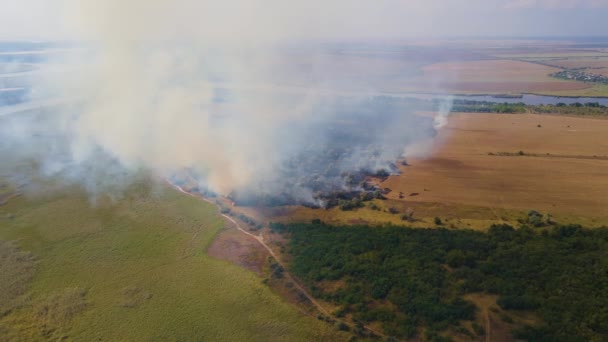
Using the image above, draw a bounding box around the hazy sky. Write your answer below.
[0,0,607,40]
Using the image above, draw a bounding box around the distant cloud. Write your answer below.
[504,0,608,9]
[1,0,608,39]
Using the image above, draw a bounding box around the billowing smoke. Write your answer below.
[0,0,453,206]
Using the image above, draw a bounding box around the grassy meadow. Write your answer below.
[0,179,346,341]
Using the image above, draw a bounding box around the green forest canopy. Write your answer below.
[271,222,608,341]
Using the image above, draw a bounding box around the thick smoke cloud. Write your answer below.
[1,0,452,205]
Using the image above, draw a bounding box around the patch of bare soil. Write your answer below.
[207,222,269,276]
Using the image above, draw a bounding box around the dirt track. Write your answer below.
[169,182,392,340]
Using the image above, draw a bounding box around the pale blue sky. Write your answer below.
[0,0,606,40]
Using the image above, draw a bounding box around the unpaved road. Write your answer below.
[170,183,332,316]
[169,182,390,340]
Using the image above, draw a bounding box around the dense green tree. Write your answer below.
[270,222,608,341]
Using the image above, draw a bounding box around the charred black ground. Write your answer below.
[188,96,438,207]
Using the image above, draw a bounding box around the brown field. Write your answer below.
[539,57,608,70]
[383,113,608,223]
[264,41,608,96]
[263,41,608,96]
[403,60,591,94]
[251,112,608,230]
[535,56,608,77]
[422,60,560,82]
[594,68,608,77]
[491,52,608,58]
[536,83,608,97]
[207,220,269,276]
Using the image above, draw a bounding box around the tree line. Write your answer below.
[448,99,608,116]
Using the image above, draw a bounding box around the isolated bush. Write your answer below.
[527,210,545,227]
[336,322,350,331]
[340,199,364,211]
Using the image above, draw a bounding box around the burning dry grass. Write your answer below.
[254,112,608,229]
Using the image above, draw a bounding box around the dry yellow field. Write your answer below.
[541,57,608,70]
[404,60,591,94]
[247,112,608,229]
[383,113,608,224]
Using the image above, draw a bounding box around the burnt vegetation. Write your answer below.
[173,95,608,211]
[270,221,608,341]
[175,96,608,212]
[228,96,436,208]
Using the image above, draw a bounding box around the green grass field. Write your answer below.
[0,180,346,341]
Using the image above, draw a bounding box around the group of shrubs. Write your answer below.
[267,257,284,279]
[522,210,553,227]
[336,190,386,211]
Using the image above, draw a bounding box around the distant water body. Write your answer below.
[4,91,608,117]
[410,93,608,106]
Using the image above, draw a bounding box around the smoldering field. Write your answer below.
[0,0,456,206]
[0,42,451,207]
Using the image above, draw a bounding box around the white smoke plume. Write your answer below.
[433,95,454,129]
[1,0,453,204]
